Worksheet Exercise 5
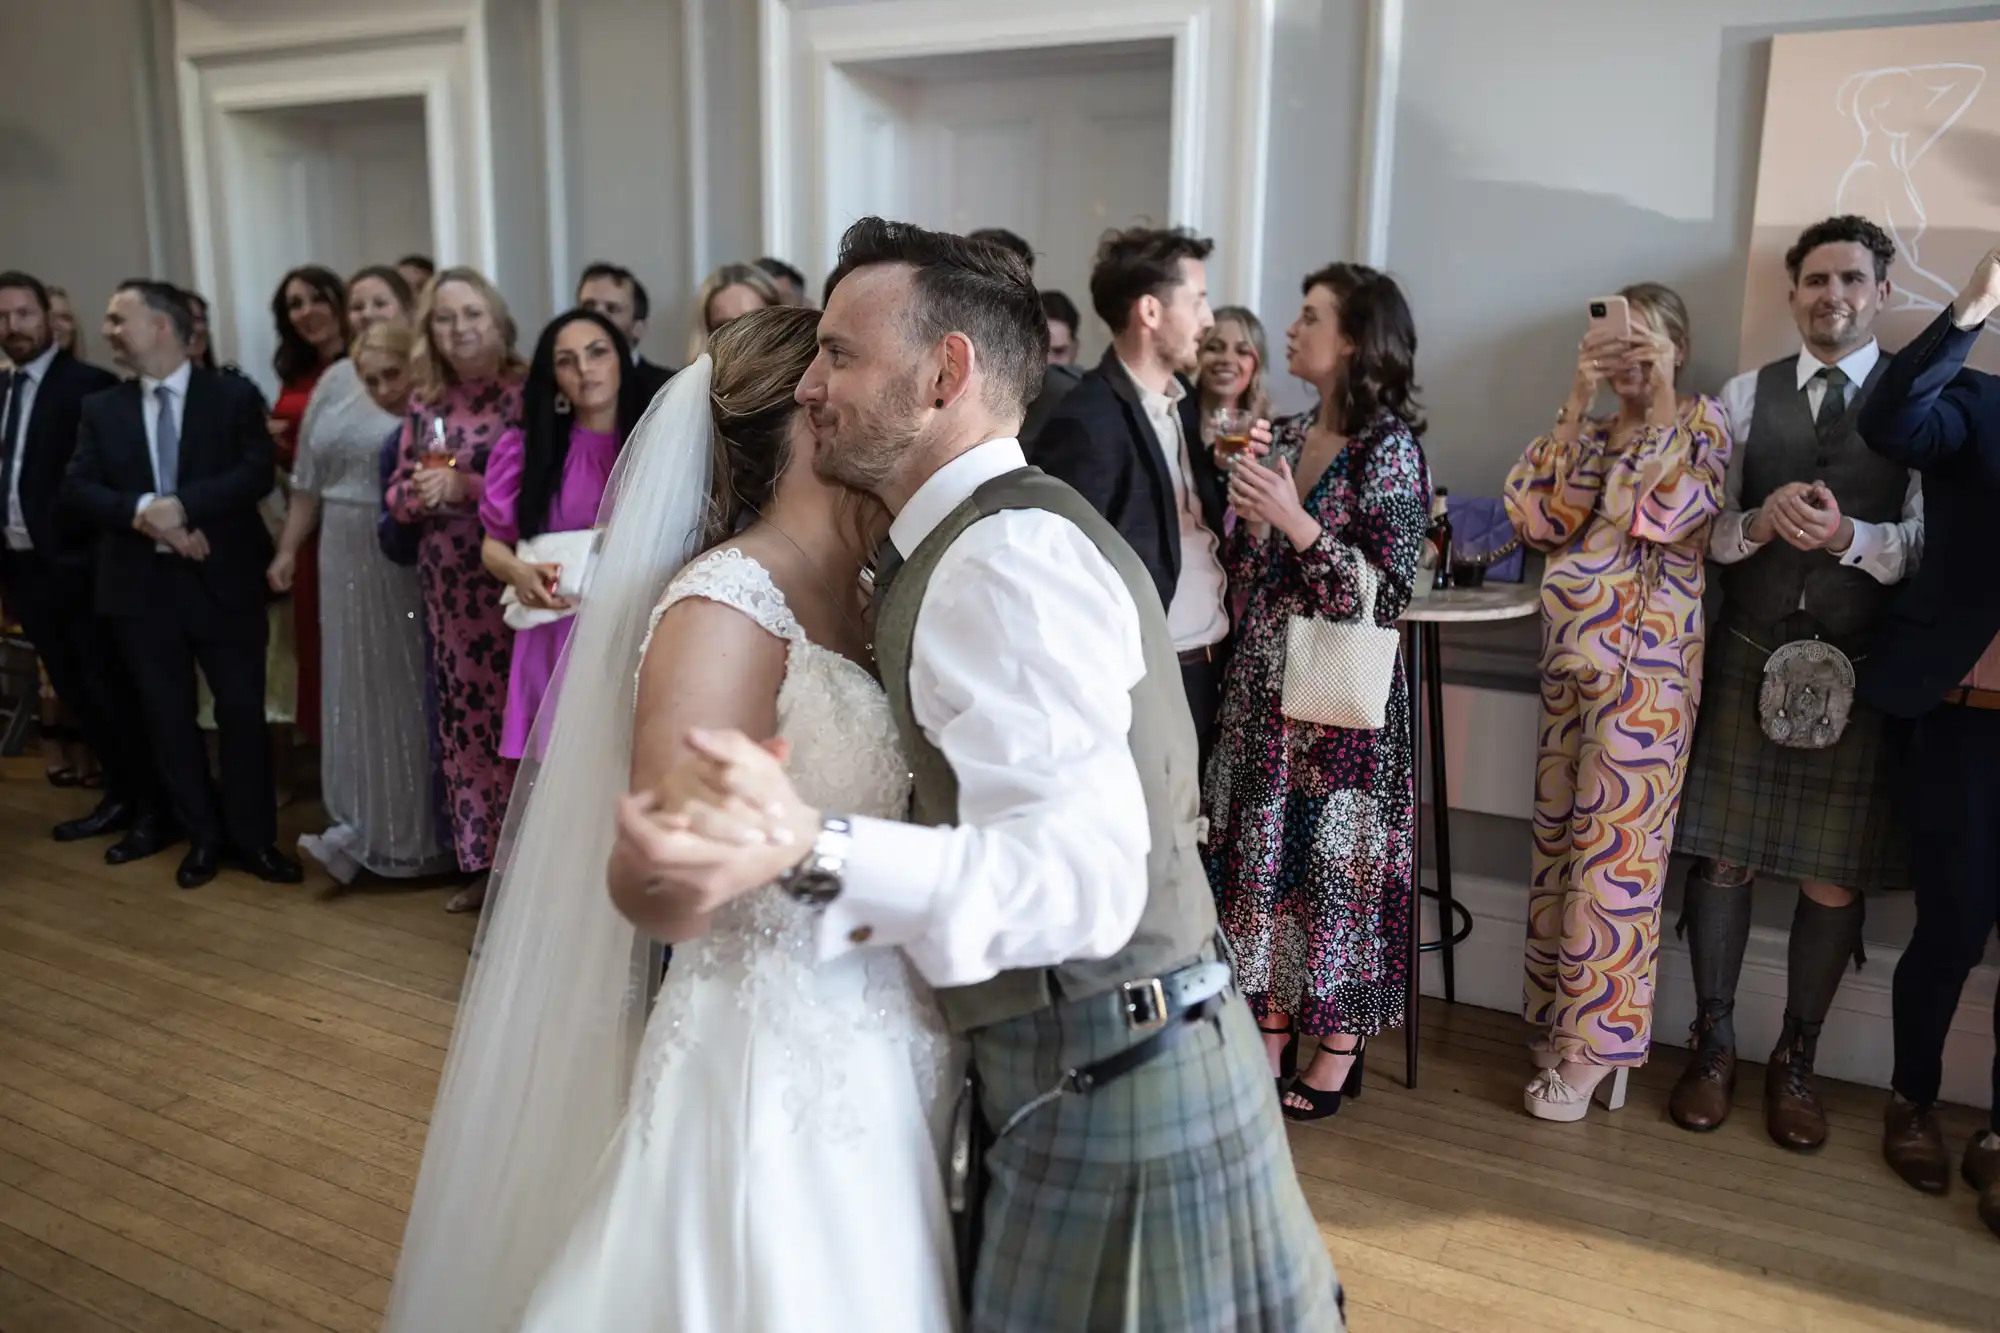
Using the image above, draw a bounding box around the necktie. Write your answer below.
[1812,365,1850,438]
[154,383,179,493]
[0,372,24,513]
[870,537,904,599]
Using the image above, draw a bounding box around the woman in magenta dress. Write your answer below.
[478,310,647,759]
[385,267,527,912]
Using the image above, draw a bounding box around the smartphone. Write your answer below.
[1586,295,1632,341]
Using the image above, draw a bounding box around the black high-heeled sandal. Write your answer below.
[1258,1016,1299,1093]
[1282,1037,1367,1122]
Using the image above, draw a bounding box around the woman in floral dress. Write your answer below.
[1205,263,1432,1121]
[384,267,526,911]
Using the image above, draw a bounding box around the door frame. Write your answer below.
[759,0,1274,304]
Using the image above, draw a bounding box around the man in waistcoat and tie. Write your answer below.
[1670,216,1921,1151]
[62,280,302,890]
[633,218,1342,1329]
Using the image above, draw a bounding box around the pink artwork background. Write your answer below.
[1743,19,2000,373]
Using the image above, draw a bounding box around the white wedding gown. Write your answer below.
[519,548,960,1332]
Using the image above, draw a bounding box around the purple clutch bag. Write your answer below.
[1447,495,1524,583]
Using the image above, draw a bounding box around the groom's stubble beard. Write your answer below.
[811,361,929,496]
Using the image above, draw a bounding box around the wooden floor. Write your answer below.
[1,757,1995,1332]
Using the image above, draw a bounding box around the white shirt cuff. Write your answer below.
[815,813,949,961]
[135,491,155,518]
[1710,508,1767,563]
[1836,518,1895,582]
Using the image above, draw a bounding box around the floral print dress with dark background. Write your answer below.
[385,377,522,873]
[1203,409,1432,1038]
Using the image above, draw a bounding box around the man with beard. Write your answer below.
[1028,226,1233,766]
[1670,215,1921,1151]
[0,271,160,848]
[631,217,1343,1329]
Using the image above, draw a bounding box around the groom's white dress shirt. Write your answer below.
[818,437,1152,989]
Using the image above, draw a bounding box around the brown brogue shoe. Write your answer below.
[1883,1100,1951,1195]
[1765,1048,1829,1151]
[1669,1038,1736,1133]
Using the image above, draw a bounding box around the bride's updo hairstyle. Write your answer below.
[701,305,822,548]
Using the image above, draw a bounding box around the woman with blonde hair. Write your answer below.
[687,262,782,361]
[1197,304,1274,433]
[384,266,528,910]
[1505,281,1733,1121]
[46,285,85,361]
[272,281,454,885]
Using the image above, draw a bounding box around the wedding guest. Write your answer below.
[576,261,674,402]
[398,254,437,297]
[687,263,781,362]
[1197,305,1273,428]
[1505,282,1732,1122]
[272,285,452,883]
[479,310,644,760]
[0,271,154,844]
[755,256,811,307]
[47,285,85,361]
[1028,226,1230,761]
[385,266,526,912]
[266,264,350,761]
[1043,289,1081,366]
[63,280,302,888]
[1671,216,1918,1150]
[347,265,413,333]
[183,290,219,371]
[1205,263,1431,1121]
[1857,248,2000,1238]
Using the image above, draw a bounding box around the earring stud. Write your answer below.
[934,398,944,409]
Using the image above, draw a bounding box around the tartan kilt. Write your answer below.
[969,984,1343,1333]
[1675,623,1907,889]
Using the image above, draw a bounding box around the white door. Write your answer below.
[840,54,1173,364]
[220,97,433,392]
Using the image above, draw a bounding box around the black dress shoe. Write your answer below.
[176,843,221,890]
[54,796,135,843]
[105,819,182,865]
[237,845,304,885]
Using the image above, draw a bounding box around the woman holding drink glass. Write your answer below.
[1204,263,1433,1121]
[1200,305,1273,465]
[384,268,527,911]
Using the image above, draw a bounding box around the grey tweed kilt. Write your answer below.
[968,980,1343,1332]
[1675,618,1907,889]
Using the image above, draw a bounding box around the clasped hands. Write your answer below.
[1748,480,1851,554]
[613,730,823,918]
[1224,420,1324,549]
[133,496,210,561]
[412,465,471,510]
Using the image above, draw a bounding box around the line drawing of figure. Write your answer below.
[1835,62,1986,319]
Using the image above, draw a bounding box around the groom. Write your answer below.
[639,219,1342,1330]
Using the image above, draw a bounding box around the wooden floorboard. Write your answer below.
[1,757,1994,1331]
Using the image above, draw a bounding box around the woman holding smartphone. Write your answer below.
[1504,284,1733,1121]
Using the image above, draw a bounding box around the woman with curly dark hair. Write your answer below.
[1204,263,1434,1121]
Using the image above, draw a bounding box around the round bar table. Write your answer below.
[1397,582,1541,1087]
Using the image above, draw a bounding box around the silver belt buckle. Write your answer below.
[1121,977,1170,1032]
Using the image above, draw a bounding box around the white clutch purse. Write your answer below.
[1279,557,1401,731]
[501,528,601,631]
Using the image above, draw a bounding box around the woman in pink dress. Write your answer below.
[385,268,527,912]
[479,310,647,759]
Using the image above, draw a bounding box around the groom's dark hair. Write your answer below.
[826,217,1049,418]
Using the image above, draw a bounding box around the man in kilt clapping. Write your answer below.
[1669,216,1922,1151]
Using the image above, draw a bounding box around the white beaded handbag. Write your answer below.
[1280,557,1401,731]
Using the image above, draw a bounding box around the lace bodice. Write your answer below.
[630,548,944,1142]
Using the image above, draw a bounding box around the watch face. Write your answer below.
[788,868,842,907]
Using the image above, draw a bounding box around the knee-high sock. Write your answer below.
[1683,868,1753,1049]
[1782,892,1863,1063]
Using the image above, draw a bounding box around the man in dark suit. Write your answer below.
[577,262,675,403]
[1027,226,1233,765]
[62,280,301,890]
[1857,247,2000,1240]
[0,271,165,846]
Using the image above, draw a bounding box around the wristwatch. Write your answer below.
[777,815,852,907]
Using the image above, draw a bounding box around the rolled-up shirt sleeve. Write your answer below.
[817,509,1151,989]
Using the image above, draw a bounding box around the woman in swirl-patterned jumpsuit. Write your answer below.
[1503,283,1733,1123]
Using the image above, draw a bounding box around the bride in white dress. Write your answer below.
[382,307,959,1333]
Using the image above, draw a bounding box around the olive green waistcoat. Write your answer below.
[873,466,1218,1034]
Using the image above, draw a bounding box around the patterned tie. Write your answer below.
[153,383,179,493]
[1812,365,1850,439]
